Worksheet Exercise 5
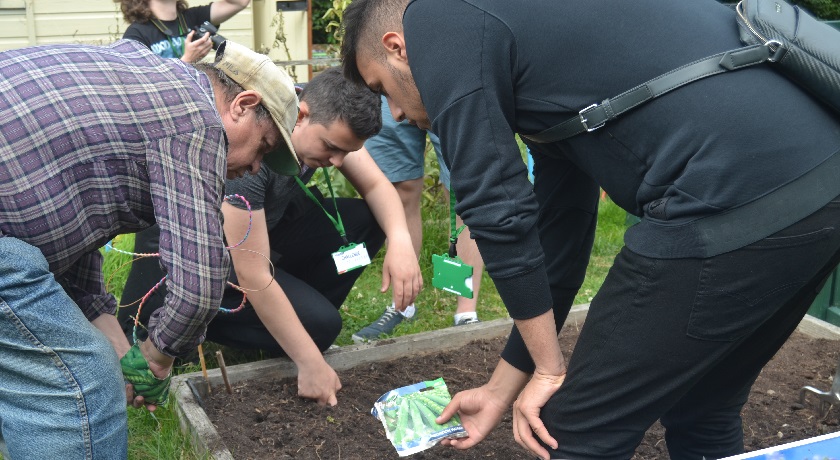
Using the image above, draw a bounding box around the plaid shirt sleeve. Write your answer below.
[144,127,230,357]
[59,250,119,320]
[0,41,231,357]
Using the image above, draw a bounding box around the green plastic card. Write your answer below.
[431,254,474,299]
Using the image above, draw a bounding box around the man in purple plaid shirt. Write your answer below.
[0,39,300,459]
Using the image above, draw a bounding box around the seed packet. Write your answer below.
[371,377,468,456]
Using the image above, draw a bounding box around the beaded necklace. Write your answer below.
[105,195,276,344]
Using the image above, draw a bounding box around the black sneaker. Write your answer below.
[352,307,404,343]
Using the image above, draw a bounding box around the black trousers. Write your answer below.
[118,196,385,355]
[541,197,840,459]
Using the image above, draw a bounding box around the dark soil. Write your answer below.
[204,326,840,459]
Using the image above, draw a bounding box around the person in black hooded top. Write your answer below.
[340,0,840,458]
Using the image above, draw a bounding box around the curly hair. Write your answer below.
[116,0,189,24]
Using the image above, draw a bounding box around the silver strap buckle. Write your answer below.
[765,39,785,63]
[579,104,604,132]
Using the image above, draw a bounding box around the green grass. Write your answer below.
[126,406,204,460]
[337,183,509,343]
[576,195,627,304]
[102,153,627,458]
[101,233,136,302]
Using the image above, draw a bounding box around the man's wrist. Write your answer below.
[488,358,531,406]
[139,339,175,376]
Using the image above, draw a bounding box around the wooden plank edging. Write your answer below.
[797,314,840,340]
[171,304,838,459]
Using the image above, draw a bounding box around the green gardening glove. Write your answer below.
[120,343,172,405]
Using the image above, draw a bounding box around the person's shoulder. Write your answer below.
[122,22,153,45]
[227,165,272,189]
[109,38,152,52]
[182,4,212,26]
[99,39,163,64]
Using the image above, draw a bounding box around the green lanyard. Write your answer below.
[448,188,466,257]
[151,14,187,58]
[431,187,474,298]
[295,169,348,245]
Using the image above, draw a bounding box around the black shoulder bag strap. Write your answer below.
[521,43,777,144]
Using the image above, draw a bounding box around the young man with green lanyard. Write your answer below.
[119,0,251,63]
[119,67,421,407]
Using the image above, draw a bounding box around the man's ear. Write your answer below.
[230,90,263,120]
[295,100,310,127]
[382,31,408,63]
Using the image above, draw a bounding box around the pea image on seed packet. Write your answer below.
[371,377,468,456]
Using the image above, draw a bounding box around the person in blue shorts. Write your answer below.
[352,96,486,343]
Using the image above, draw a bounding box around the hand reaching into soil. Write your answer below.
[380,235,422,311]
[436,385,509,449]
[297,359,342,406]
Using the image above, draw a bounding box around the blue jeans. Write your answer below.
[0,237,127,460]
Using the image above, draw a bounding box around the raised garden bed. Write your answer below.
[172,306,840,459]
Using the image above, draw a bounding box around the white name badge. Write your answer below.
[332,243,371,274]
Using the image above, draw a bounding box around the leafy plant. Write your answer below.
[307,166,358,198]
[311,0,336,44]
[321,0,353,44]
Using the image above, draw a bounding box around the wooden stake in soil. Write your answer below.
[216,350,233,394]
[197,344,211,394]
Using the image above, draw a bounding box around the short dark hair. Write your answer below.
[193,62,271,123]
[299,66,382,141]
[340,0,409,87]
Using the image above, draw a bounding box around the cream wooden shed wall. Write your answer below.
[0,0,310,80]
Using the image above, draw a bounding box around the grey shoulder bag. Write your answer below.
[522,0,840,144]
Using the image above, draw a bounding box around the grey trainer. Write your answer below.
[454,316,481,326]
[352,307,405,343]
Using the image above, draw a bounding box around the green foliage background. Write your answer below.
[311,0,333,44]
[790,0,840,19]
